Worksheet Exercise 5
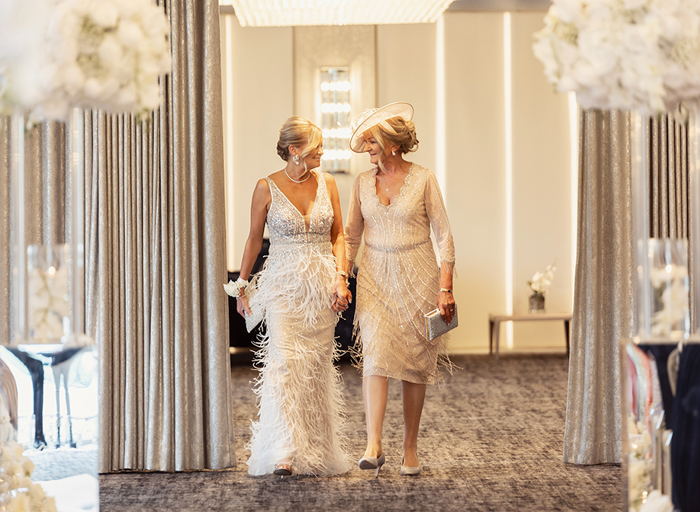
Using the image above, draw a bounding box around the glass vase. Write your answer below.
[528,293,545,313]
[1,111,98,511]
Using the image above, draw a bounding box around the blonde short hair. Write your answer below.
[276,116,322,162]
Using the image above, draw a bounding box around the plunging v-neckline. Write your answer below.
[269,174,320,232]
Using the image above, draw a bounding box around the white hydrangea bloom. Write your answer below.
[533,0,700,115]
[0,0,171,120]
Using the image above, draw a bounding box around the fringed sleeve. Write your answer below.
[344,174,365,275]
[425,170,455,276]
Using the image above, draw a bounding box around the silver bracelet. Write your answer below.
[440,288,452,293]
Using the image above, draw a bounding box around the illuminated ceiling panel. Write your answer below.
[222,0,455,27]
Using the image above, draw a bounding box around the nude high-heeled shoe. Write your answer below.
[358,452,386,477]
[400,458,421,476]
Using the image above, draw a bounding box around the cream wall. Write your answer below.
[443,13,508,353]
[219,16,293,268]
[219,11,576,354]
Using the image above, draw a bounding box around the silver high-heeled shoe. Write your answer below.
[358,452,386,477]
[400,458,421,476]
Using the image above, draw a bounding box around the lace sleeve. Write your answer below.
[425,171,455,275]
[344,174,364,268]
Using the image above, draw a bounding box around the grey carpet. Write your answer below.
[99,355,622,511]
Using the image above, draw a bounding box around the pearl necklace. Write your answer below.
[285,168,311,184]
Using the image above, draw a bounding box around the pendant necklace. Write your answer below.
[285,168,311,184]
[385,162,407,192]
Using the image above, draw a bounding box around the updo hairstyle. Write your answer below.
[366,116,419,157]
[276,116,322,163]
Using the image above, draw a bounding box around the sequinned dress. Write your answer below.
[245,172,351,476]
[345,164,455,385]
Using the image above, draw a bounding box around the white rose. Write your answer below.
[117,19,144,48]
[550,1,586,25]
[84,77,104,99]
[141,6,169,38]
[89,0,119,28]
[622,0,648,10]
[36,95,71,122]
[114,83,137,110]
[61,63,85,95]
[98,35,123,65]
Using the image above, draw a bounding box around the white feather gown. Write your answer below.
[245,172,351,477]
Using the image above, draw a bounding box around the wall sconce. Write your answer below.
[320,66,352,173]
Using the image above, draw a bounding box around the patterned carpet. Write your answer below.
[99,355,622,512]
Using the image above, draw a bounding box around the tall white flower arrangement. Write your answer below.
[533,0,700,116]
[0,0,171,121]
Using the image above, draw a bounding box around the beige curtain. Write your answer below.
[0,0,235,472]
[564,110,690,465]
[0,118,11,340]
[563,110,634,465]
[88,0,235,472]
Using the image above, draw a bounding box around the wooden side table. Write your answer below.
[488,313,572,358]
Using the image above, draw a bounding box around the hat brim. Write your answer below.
[349,102,414,153]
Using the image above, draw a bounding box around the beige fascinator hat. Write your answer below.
[349,101,414,153]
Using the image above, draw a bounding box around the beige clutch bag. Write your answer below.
[424,306,458,341]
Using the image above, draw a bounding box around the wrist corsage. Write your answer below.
[223,277,249,298]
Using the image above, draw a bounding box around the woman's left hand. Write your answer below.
[332,279,352,313]
[438,290,456,324]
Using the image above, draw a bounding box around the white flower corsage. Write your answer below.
[223,277,249,298]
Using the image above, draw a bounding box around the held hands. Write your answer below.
[438,289,456,325]
[332,277,352,313]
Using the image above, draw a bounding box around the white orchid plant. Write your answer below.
[528,263,556,297]
[0,0,171,121]
[0,401,57,512]
[533,0,700,117]
[649,263,690,336]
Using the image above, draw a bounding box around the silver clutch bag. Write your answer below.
[424,306,458,341]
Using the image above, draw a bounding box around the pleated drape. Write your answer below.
[1,0,235,472]
[87,0,235,472]
[649,115,689,239]
[563,110,634,465]
[648,114,695,326]
[564,110,690,465]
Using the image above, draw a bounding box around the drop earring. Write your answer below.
[391,150,396,156]
[293,155,300,165]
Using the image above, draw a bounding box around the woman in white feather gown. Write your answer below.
[225,117,352,477]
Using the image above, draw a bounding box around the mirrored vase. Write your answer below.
[0,112,98,512]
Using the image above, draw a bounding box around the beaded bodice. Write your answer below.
[265,172,334,248]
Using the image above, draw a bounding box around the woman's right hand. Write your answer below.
[236,296,252,318]
[331,278,351,313]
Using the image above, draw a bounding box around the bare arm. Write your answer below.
[236,179,271,317]
[325,174,351,310]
